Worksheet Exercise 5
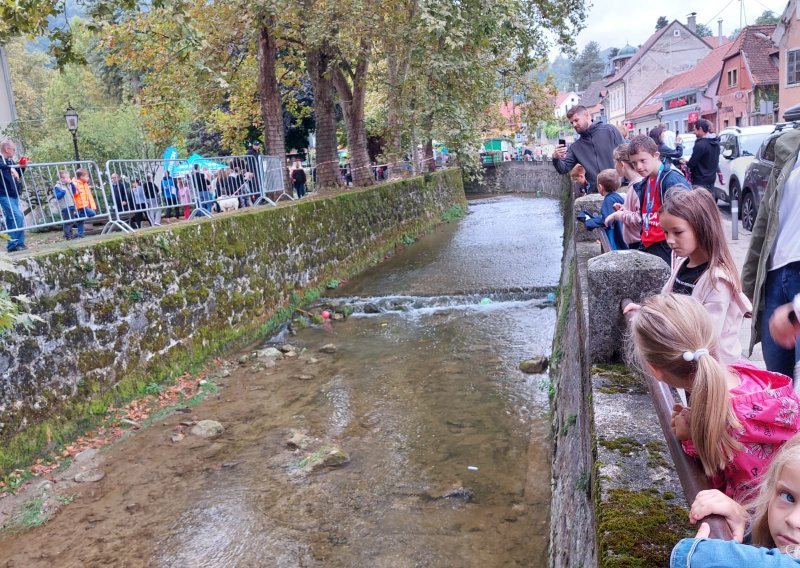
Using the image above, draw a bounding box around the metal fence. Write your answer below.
[0,160,113,239]
[261,155,292,202]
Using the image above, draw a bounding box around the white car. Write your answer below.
[715,125,776,205]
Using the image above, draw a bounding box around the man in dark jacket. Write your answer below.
[687,119,720,190]
[0,140,26,252]
[110,173,133,213]
[552,105,624,190]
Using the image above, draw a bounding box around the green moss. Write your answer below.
[594,365,648,395]
[598,488,693,567]
[644,440,671,469]
[599,437,643,456]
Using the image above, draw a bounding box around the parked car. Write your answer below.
[680,133,697,160]
[715,125,775,205]
[738,123,800,231]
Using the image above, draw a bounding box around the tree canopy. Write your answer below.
[2,0,588,189]
[570,41,604,91]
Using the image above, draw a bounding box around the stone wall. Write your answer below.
[463,161,563,196]
[0,170,466,472]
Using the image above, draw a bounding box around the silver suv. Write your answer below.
[715,125,775,204]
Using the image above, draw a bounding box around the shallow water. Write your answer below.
[0,195,563,567]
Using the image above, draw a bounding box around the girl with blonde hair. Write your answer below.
[630,293,800,502]
[605,144,642,248]
[673,435,800,565]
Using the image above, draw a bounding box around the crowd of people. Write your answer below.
[556,105,800,565]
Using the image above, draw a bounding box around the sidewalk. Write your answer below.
[719,205,764,367]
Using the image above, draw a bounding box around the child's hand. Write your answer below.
[613,203,623,211]
[694,522,710,540]
[671,404,691,441]
[622,302,640,316]
[689,489,748,542]
[604,212,618,227]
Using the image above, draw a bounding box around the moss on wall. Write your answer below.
[0,169,466,475]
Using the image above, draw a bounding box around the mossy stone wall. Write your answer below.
[0,170,466,471]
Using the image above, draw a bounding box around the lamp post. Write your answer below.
[64,103,80,161]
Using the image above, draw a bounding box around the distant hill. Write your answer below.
[27,0,87,53]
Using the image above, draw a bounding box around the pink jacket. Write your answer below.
[605,187,642,245]
[662,258,752,364]
[682,362,800,502]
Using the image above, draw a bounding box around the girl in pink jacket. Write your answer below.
[658,187,752,364]
[631,293,800,503]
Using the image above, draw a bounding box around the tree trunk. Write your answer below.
[307,45,342,191]
[332,54,373,188]
[257,21,285,159]
[423,138,436,172]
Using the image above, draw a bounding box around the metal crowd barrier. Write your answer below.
[0,160,113,239]
[260,155,293,202]
[594,229,733,541]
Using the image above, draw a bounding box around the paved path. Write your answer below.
[718,204,764,367]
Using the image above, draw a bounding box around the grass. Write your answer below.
[442,204,466,222]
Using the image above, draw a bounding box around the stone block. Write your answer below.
[573,193,604,242]
[587,250,670,363]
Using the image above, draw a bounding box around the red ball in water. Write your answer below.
[321,310,331,320]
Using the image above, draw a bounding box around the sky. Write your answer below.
[559,0,789,58]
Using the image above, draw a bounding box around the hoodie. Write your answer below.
[687,136,721,188]
[552,122,624,188]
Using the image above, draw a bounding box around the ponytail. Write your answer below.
[630,293,739,477]
[687,354,742,477]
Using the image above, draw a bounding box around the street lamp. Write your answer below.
[64,103,80,161]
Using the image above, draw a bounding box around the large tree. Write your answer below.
[655,16,669,30]
[570,41,604,91]
[756,10,779,25]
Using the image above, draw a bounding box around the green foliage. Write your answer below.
[143,382,162,396]
[325,279,340,289]
[0,290,43,334]
[570,41,604,91]
[655,16,669,30]
[695,23,713,37]
[755,10,779,25]
[442,204,466,222]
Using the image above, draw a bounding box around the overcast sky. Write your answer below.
[558,0,789,58]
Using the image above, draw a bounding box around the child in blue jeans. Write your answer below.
[578,168,627,250]
[53,170,78,240]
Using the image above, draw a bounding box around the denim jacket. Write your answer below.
[671,538,800,567]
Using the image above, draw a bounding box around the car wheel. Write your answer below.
[741,191,756,231]
[729,179,741,218]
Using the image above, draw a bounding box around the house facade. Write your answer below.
[554,91,581,118]
[773,0,800,118]
[716,25,779,128]
[604,18,713,127]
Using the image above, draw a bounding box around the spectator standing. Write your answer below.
[177,178,192,219]
[110,173,132,215]
[687,119,720,190]
[142,174,161,226]
[743,129,800,381]
[53,170,78,240]
[191,165,213,214]
[246,140,262,192]
[649,126,683,167]
[161,171,180,221]
[290,161,307,198]
[552,105,624,190]
[72,169,98,238]
[130,178,147,229]
[0,140,26,252]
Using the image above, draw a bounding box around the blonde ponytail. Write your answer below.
[630,293,739,477]
[688,354,742,477]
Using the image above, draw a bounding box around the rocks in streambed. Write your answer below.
[519,356,549,374]
[284,429,314,450]
[319,344,338,354]
[298,445,350,472]
[256,347,283,359]
[190,420,224,438]
[427,482,474,502]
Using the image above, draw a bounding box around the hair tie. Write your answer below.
[682,348,709,362]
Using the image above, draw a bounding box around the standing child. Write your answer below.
[570,164,591,195]
[53,170,78,240]
[605,144,642,249]
[672,436,800,565]
[628,135,691,265]
[578,168,627,250]
[177,178,192,220]
[660,188,752,363]
[71,169,97,238]
[630,293,800,502]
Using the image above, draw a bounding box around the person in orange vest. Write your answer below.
[72,168,98,238]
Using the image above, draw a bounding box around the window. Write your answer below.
[788,49,800,85]
[728,68,738,87]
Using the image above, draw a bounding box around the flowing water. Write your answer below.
[0,195,563,568]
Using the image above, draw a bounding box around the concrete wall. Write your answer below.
[0,170,466,472]
[464,161,563,196]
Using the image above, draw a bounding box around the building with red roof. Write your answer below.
[716,25,778,128]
